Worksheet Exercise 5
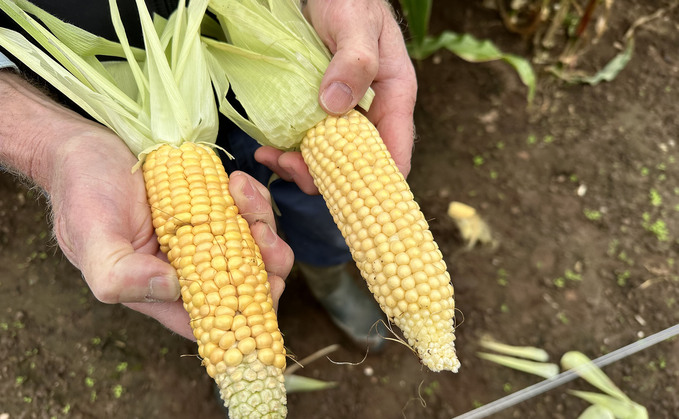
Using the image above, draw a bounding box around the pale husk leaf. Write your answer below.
[204,0,374,150]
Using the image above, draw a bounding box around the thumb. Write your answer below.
[313,3,382,115]
[78,231,180,304]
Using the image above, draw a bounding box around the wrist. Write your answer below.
[0,71,105,192]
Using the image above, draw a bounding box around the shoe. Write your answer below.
[297,261,388,353]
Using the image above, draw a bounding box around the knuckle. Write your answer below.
[86,269,122,304]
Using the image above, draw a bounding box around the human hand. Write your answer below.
[47,131,292,340]
[0,72,292,341]
[255,0,417,195]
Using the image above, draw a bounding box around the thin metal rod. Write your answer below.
[453,323,679,419]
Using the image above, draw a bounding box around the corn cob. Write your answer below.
[301,110,459,373]
[143,142,287,417]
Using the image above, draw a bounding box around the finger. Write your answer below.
[229,171,275,225]
[253,146,293,182]
[250,220,294,282]
[364,12,417,177]
[124,301,194,340]
[268,274,286,312]
[254,147,319,195]
[79,231,180,304]
[367,77,416,178]
[307,0,382,115]
[229,171,295,278]
[278,152,318,195]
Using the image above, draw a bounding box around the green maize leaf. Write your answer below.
[550,39,635,86]
[479,336,551,362]
[569,390,648,419]
[477,352,559,379]
[409,31,536,102]
[561,351,631,402]
[203,0,374,150]
[284,374,337,394]
[577,404,616,419]
[398,0,432,50]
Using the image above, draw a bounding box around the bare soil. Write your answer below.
[1,1,678,418]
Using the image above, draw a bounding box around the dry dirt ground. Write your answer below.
[1,1,679,418]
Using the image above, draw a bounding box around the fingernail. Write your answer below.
[147,274,180,302]
[320,82,353,114]
[240,175,257,200]
[255,222,278,246]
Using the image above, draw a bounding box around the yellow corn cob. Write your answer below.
[143,142,287,418]
[301,110,459,373]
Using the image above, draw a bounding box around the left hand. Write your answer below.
[255,0,417,194]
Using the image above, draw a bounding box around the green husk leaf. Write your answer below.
[569,391,648,419]
[479,336,551,362]
[561,351,631,402]
[204,0,374,150]
[284,374,337,394]
[0,27,151,142]
[0,0,217,157]
[477,352,559,379]
[133,0,191,146]
[11,0,142,59]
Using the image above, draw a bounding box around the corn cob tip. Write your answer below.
[215,353,287,419]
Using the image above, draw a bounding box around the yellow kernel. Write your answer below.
[405,289,419,303]
[224,347,243,367]
[234,325,251,341]
[221,295,238,312]
[383,263,397,277]
[214,315,233,330]
[237,337,256,355]
[251,324,266,337]
[209,347,225,366]
[191,292,205,308]
[397,265,412,279]
[218,331,236,349]
[242,302,263,317]
[401,277,416,290]
[386,276,401,290]
[255,333,273,348]
[273,354,286,370]
[416,283,431,295]
[232,315,247,331]
[258,348,275,365]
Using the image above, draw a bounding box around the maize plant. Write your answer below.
[204,0,460,373]
[0,0,286,417]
